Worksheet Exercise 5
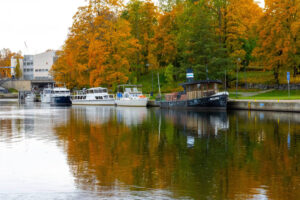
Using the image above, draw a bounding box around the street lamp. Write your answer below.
[146,63,153,97]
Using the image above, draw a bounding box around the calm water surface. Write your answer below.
[0,100,300,199]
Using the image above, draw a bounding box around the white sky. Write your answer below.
[0,0,86,55]
[0,0,265,55]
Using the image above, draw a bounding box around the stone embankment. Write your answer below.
[228,99,300,112]
[149,100,300,112]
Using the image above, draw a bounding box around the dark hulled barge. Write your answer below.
[159,80,228,110]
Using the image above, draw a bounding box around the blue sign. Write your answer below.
[0,66,15,69]
[287,72,290,81]
[186,69,194,79]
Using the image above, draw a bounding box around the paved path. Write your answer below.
[236,89,274,97]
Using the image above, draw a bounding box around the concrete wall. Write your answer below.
[2,80,32,91]
[228,100,300,112]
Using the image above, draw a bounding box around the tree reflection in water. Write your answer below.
[53,106,300,200]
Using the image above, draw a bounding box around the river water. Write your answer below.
[0,100,299,199]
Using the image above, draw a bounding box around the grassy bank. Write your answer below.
[230,90,300,100]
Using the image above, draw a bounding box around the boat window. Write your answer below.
[103,89,107,93]
[109,95,113,98]
[124,93,129,98]
[83,96,86,99]
[125,88,131,93]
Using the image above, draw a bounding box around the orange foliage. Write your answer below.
[52,0,138,89]
[254,0,300,82]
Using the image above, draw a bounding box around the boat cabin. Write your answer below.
[117,84,144,99]
[87,87,108,94]
[165,80,222,101]
[51,88,70,95]
[182,80,221,100]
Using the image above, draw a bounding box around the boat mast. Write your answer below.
[157,72,161,98]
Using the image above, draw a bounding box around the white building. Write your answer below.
[23,55,34,80]
[33,50,57,80]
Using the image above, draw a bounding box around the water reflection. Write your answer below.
[1,101,300,199]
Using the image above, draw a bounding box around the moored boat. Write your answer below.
[160,80,228,109]
[159,69,228,110]
[25,93,36,103]
[71,87,115,105]
[116,85,148,107]
[41,88,52,103]
[50,87,72,106]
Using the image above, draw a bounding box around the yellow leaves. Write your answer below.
[51,0,140,89]
[254,0,300,80]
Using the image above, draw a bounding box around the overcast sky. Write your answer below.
[0,0,264,55]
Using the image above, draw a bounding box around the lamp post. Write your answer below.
[236,58,240,98]
[146,63,153,97]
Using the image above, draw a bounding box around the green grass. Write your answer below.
[8,88,18,93]
[230,90,300,100]
[228,88,263,93]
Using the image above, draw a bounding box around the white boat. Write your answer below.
[50,87,72,106]
[25,93,36,102]
[41,88,52,103]
[116,85,148,107]
[71,87,115,105]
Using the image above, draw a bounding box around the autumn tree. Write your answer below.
[122,0,159,80]
[152,5,181,70]
[52,0,138,89]
[15,58,22,79]
[0,48,14,78]
[254,0,300,84]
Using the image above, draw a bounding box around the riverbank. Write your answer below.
[0,93,18,99]
[148,99,300,113]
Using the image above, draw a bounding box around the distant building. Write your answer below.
[9,50,57,81]
[23,55,34,80]
[33,50,57,80]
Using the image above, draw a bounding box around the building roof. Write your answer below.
[180,80,222,86]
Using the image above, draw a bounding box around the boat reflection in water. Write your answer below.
[158,110,229,147]
[71,105,148,126]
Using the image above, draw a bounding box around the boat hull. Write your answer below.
[41,95,51,103]
[159,94,228,109]
[51,96,72,106]
[116,99,148,107]
[72,100,115,106]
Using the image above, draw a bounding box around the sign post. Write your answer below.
[287,72,290,97]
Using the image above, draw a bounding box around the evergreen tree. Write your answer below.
[15,58,22,79]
